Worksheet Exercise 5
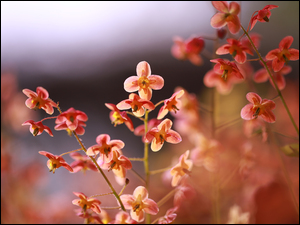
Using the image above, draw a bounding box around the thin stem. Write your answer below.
[126,111,145,121]
[215,117,241,131]
[127,157,145,161]
[59,148,82,157]
[101,206,121,210]
[130,168,146,184]
[90,192,113,198]
[40,116,57,122]
[157,188,178,208]
[149,166,173,175]
[154,100,165,108]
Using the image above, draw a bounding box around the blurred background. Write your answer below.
[1,1,299,223]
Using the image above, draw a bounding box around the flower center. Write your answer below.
[138,76,150,89]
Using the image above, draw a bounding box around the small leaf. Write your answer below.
[280,143,299,157]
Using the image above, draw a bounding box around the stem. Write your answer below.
[241,25,299,136]
[157,188,177,208]
[149,166,173,175]
[59,148,82,157]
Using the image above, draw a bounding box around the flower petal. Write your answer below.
[136,61,151,77]
[124,76,139,93]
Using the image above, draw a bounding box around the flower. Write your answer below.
[170,150,193,187]
[120,186,159,222]
[250,5,279,30]
[86,134,125,165]
[124,61,164,100]
[158,207,178,224]
[210,1,241,34]
[240,92,276,123]
[54,107,88,135]
[171,36,205,66]
[38,151,73,173]
[243,117,268,142]
[134,118,162,143]
[210,58,244,80]
[22,120,53,137]
[145,118,182,152]
[111,211,137,224]
[22,86,57,114]
[117,93,155,117]
[226,204,250,224]
[265,36,299,72]
[105,103,134,132]
[72,192,101,214]
[216,38,253,64]
[173,178,196,208]
[69,152,98,173]
[157,89,185,119]
[240,32,261,51]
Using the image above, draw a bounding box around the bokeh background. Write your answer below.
[1,1,299,224]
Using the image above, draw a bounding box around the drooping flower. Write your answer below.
[22,120,53,137]
[265,36,299,72]
[157,89,185,119]
[170,150,193,187]
[69,152,98,173]
[157,207,178,224]
[216,38,253,64]
[124,61,164,100]
[134,118,162,143]
[240,92,276,123]
[54,107,88,135]
[120,186,159,222]
[105,103,134,132]
[226,204,250,224]
[171,36,205,66]
[86,134,125,166]
[39,151,73,173]
[117,93,155,117]
[110,211,137,224]
[210,58,244,81]
[243,117,268,142]
[22,86,57,115]
[250,5,279,30]
[210,1,241,34]
[72,192,101,214]
[145,118,182,152]
[173,177,196,208]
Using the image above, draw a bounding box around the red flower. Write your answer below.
[265,36,299,72]
[22,120,53,137]
[54,107,88,135]
[240,92,276,123]
[250,5,278,30]
[105,103,134,132]
[210,58,244,80]
[69,152,98,173]
[72,192,101,214]
[23,86,57,115]
[39,151,73,173]
[210,1,241,34]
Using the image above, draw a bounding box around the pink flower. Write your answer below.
[210,1,241,34]
[69,152,98,173]
[72,192,101,214]
[157,89,185,119]
[171,36,205,66]
[158,207,178,224]
[145,118,182,152]
[134,118,162,143]
[210,58,244,80]
[170,150,193,187]
[110,211,137,224]
[105,103,134,132]
[22,86,57,115]
[124,61,164,100]
[39,151,73,173]
[240,32,261,51]
[243,117,268,142]
[173,178,196,208]
[120,186,159,222]
[216,38,253,64]
[117,93,155,117]
[86,134,125,165]
[54,107,88,135]
[22,119,53,137]
[240,92,276,123]
[250,5,279,30]
[265,36,299,72]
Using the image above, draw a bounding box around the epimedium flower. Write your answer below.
[72,192,101,214]
[54,107,88,135]
[69,152,98,173]
[124,61,164,101]
[116,93,155,117]
[250,5,279,30]
[120,186,159,222]
[170,150,193,187]
[226,204,250,224]
[210,1,241,34]
[38,151,73,173]
[210,58,244,81]
[86,134,125,166]
[134,118,162,143]
[265,36,299,72]
[22,86,57,115]
[240,92,276,123]
[157,89,185,120]
[145,118,182,152]
[171,36,205,66]
[22,119,53,137]
[157,207,178,224]
[216,38,253,64]
[105,103,134,132]
[110,211,137,224]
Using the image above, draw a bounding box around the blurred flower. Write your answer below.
[173,178,196,209]
[72,192,101,214]
[69,152,98,173]
[250,5,278,30]
[210,58,244,81]
[158,207,178,224]
[239,142,256,179]
[120,186,159,222]
[240,32,261,51]
[38,151,73,173]
[110,211,137,224]
[124,61,164,100]
[243,117,268,142]
[210,1,241,34]
[227,204,250,224]
[22,120,53,137]
[265,36,299,72]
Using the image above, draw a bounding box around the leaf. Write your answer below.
[280,143,299,157]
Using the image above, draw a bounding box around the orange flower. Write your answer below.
[157,89,184,119]
[22,120,53,137]
[39,151,73,173]
[72,192,101,214]
[250,5,278,30]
